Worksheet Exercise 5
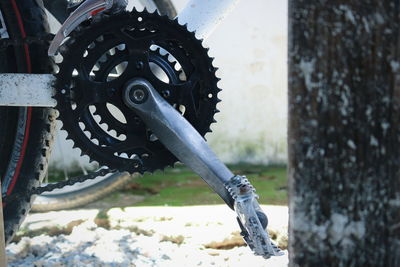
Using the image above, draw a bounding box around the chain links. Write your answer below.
[3,168,116,205]
[0,34,55,51]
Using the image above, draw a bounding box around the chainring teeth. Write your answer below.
[54,9,221,173]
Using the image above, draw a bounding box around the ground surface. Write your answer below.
[7,205,289,266]
[9,165,289,265]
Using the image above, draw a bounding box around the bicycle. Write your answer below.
[0,0,283,259]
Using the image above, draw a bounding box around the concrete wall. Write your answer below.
[48,0,288,169]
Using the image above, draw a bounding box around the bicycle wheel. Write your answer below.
[0,0,56,243]
[31,0,177,212]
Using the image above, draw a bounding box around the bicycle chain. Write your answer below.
[0,33,55,51]
[3,168,115,205]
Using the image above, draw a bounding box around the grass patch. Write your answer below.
[47,164,288,207]
[123,164,288,206]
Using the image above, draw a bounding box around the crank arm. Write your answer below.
[48,0,127,56]
[123,78,283,258]
[123,78,235,208]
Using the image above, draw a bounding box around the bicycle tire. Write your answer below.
[31,0,177,212]
[0,0,56,243]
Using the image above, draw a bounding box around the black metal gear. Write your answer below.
[55,9,221,173]
[91,38,183,137]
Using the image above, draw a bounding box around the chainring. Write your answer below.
[91,37,183,137]
[55,10,221,173]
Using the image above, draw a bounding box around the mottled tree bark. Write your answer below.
[288,1,400,266]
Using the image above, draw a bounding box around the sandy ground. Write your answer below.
[7,205,289,266]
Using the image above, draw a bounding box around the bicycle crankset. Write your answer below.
[53,7,283,259]
[55,9,221,173]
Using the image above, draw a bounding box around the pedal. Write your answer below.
[226,175,284,258]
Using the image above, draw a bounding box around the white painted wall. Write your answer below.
[49,0,288,169]
[190,0,288,164]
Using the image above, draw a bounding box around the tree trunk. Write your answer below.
[288,1,400,266]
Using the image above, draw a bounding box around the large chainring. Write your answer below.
[55,10,221,173]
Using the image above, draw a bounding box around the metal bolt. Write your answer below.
[162,90,170,98]
[136,61,144,70]
[132,88,145,102]
[123,78,151,107]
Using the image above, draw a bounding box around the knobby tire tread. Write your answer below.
[0,0,55,243]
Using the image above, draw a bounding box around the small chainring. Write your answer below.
[54,10,221,173]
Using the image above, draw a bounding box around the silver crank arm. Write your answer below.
[123,78,284,258]
[123,78,235,208]
[48,0,127,56]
